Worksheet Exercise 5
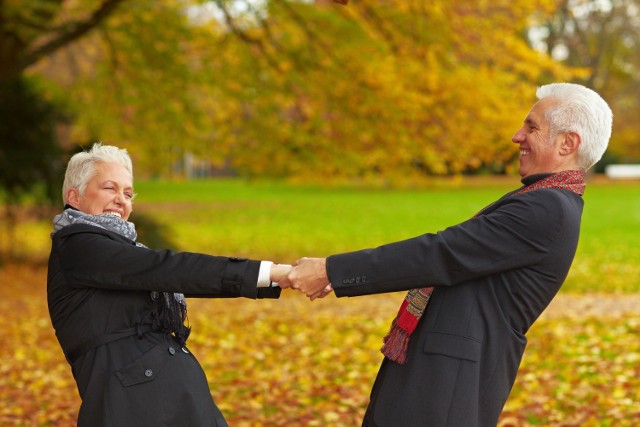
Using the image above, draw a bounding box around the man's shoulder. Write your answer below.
[517,186,584,211]
[492,188,582,223]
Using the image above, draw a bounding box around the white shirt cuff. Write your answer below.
[257,261,273,288]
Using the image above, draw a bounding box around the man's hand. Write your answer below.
[285,257,332,299]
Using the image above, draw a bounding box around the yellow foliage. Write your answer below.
[1,265,639,426]
[213,0,582,181]
[23,0,587,183]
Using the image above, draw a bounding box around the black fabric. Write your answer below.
[53,207,192,347]
[328,176,584,426]
[47,223,280,427]
[65,324,156,364]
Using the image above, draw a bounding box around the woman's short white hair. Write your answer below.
[536,83,613,170]
[62,143,133,205]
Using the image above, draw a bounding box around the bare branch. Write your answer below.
[213,0,282,71]
[18,0,125,72]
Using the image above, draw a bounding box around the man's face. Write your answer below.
[511,98,563,178]
[67,161,134,220]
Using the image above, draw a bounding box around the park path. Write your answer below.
[541,293,640,319]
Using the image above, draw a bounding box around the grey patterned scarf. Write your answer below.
[52,208,190,344]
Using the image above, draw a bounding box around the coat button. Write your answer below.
[168,346,176,355]
[181,347,189,354]
[144,369,153,377]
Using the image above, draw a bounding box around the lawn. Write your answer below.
[0,176,638,426]
[129,176,640,292]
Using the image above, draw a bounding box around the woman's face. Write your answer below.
[67,161,134,220]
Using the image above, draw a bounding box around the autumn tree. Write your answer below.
[3,0,582,184]
[0,0,186,260]
[532,0,640,164]
[0,0,124,81]
[0,0,125,213]
[210,0,575,182]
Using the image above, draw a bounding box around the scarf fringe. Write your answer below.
[380,317,409,365]
[150,291,191,346]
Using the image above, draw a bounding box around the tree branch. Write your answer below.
[214,0,282,71]
[18,0,125,72]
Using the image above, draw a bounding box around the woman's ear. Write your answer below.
[66,188,80,208]
[560,132,581,156]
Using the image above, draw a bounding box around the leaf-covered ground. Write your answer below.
[1,264,638,426]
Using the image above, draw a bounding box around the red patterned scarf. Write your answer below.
[380,170,586,364]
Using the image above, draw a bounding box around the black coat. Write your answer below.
[328,174,584,426]
[47,223,280,427]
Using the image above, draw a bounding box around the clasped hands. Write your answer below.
[270,258,333,300]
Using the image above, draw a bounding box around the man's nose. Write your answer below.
[512,129,524,143]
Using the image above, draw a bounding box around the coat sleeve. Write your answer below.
[328,190,569,297]
[54,224,279,299]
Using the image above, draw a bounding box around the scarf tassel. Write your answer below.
[381,317,410,365]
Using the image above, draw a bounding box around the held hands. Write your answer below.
[279,257,333,300]
[269,263,292,285]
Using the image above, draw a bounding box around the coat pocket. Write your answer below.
[423,331,481,362]
[114,343,169,387]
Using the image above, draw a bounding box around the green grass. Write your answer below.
[572,183,640,292]
[132,178,505,258]
[5,177,640,292]
[131,177,640,293]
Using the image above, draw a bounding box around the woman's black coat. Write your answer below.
[47,223,280,427]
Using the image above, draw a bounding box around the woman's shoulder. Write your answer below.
[53,222,132,243]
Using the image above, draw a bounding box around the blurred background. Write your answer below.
[1,1,639,425]
[2,0,640,196]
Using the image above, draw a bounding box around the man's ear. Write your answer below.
[66,188,80,208]
[560,132,581,156]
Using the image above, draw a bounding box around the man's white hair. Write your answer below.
[536,83,613,170]
[62,143,133,205]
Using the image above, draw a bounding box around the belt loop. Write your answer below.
[136,323,143,339]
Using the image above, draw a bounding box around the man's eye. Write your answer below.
[125,193,133,199]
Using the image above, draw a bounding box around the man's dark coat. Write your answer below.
[48,223,279,427]
[328,174,584,426]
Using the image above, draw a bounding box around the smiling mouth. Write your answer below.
[520,149,530,157]
[103,211,122,218]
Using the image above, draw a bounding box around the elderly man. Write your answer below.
[282,83,613,426]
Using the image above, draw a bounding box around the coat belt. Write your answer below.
[65,324,158,364]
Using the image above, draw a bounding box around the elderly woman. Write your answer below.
[47,143,288,426]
